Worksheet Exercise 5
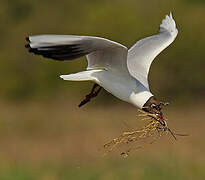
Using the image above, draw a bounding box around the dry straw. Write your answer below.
[103,109,187,157]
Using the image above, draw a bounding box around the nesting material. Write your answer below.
[103,109,177,157]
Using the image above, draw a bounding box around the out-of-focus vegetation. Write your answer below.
[0,100,205,180]
[1,0,205,102]
[1,0,205,179]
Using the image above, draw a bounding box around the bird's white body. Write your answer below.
[27,13,178,109]
[90,70,153,108]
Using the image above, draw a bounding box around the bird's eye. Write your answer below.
[151,104,156,108]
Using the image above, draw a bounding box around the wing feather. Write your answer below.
[25,35,129,74]
[127,13,178,89]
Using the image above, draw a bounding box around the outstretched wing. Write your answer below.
[26,35,129,74]
[127,13,178,89]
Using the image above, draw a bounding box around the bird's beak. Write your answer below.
[143,110,166,126]
[156,112,166,126]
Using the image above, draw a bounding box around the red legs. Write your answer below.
[78,83,102,107]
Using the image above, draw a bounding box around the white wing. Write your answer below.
[127,13,178,89]
[26,35,129,75]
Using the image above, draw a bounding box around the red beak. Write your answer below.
[157,113,166,126]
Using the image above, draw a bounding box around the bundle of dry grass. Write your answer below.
[103,109,187,158]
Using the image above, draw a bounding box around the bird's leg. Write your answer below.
[78,83,102,107]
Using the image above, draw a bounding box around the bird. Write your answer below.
[25,12,178,126]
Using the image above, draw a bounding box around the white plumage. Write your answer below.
[26,13,178,109]
[127,12,178,89]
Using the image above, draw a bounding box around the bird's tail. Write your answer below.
[60,69,103,81]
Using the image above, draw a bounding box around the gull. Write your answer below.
[25,13,178,126]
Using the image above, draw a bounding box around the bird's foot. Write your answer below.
[78,84,102,107]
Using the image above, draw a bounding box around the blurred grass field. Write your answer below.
[0,97,205,180]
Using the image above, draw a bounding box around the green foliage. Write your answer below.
[0,157,205,180]
[1,0,205,102]
[185,0,205,4]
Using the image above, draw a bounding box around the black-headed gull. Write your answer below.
[25,13,178,126]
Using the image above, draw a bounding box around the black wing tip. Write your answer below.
[25,44,36,55]
[25,36,31,51]
[25,36,30,42]
[24,43,88,61]
[25,43,30,48]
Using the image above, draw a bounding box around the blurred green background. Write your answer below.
[0,0,205,179]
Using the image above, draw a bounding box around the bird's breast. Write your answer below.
[94,71,142,103]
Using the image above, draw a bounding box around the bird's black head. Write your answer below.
[142,96,167,126]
